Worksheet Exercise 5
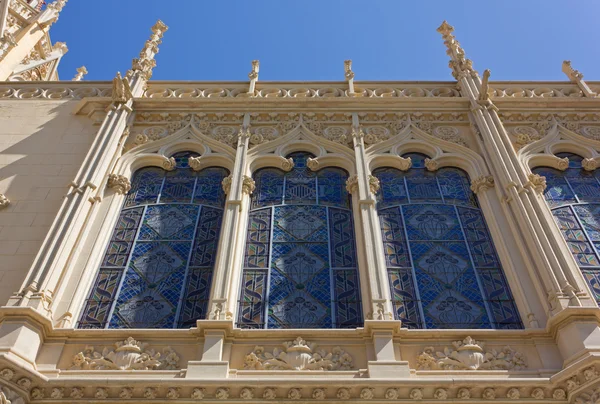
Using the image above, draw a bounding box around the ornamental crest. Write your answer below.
[244,337,353,371]
[416,336,526,370]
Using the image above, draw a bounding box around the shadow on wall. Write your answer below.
[0,100,97,305]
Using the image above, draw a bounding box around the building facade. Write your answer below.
[1,1,600,403]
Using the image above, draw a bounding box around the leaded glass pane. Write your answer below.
[79,152,228,329]
[373,159,522,330]
[238,152,363,329]
[376,167,408,208]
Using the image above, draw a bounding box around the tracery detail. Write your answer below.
[373,153,522,329]
[534,153,600,304]
[78,152,228,328]
[238,152,362,329]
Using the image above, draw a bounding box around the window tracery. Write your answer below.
[238,152,363,329]
[534,152,600,304]
[78,152,228,329]
[373,153,522,329]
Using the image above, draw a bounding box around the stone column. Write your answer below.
[6,21,168,320]
[206,114,253,321]
[437,21,595,318]
[348,114,394,321]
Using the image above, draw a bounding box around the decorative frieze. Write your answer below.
[70,337,180,370]
[433,125,468,147]
[416,336,527,370]
[244,337,353,371]
[107,174,131,194]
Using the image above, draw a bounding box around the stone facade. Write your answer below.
[0,3,600,403]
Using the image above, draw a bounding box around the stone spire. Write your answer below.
[38,0,68,27]
[130,20,168,80]
[436,20,476,81]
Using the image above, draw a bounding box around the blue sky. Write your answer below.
[51,0,600,82]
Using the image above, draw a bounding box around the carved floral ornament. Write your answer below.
[470,175,495,194]
[0,193,9,209]
[244,337,353,371]
[107,174,131,194]
[416,336,527,370]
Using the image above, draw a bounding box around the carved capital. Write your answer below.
[345,175,359,194]
[527,173,547,194]
[242,176,256,195]
[583,158,599,171]
[107,174,131,195]
[470,175,495,194]
[0,193,9,209]
[222,175,233,195]
[368,175,380,194]
[424,158,439,172]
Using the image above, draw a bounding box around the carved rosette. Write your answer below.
[242,176,256,195]
[0,193,9,209]
[512,126,542,150]
[107,174,131,195]
[162,157,176,171]
[345,175,359,194]
[424,158,439,172]
[557,156,569,171]
[188,156,202,171]
[306,157,319,171]
[581,126,600,141]
[583,158,599,171]
[70,337,180,370]
[470,175,495,194]
[527,173,547,194]
[222,175,233,195]
[281,157,294,172]
[416,336,527,370]
[244,337,353,371]
[433,126,468,147]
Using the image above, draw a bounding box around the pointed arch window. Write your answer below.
[373,153,522,329]
[533,152,600,304]
[238,152,363,329]
[78,152,228,329]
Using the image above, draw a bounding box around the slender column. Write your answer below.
[437,21,595,316]
[7,21,168,318]
[348,113,394,320]
[0,0,10,39]
[207,114,253,321]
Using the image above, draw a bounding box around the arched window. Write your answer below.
[238,152,363,329]
[373,153,522,329]
[78,152,228,329]
[533,152,600,304]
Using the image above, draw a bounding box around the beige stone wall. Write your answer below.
[0,100,95,304]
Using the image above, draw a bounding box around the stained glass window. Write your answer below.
[238,152,363,329]
[534,153,600,304]
[78,152,228,329]
[374,153,522,329]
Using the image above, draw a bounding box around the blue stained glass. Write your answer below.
[535,155,600,305]
[373,157,522,329]
[79,152,229,329]
[239,152,363,329]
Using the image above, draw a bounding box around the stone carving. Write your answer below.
[457,388,471,399]
[0,194,9,209]
[584,366,599,381]
[482,388,496,400]
[581,126,600,141]
[191,388,205,400]
[424,158,439,172]
[31,388,44,400]
[527,173,547,194]
[72,66,88,81]
[553,389,566,400]
[360,388,374,400]
[566,376,580,391]
[557,156,570,171]
[398,156,413,171]
[512,126,542,150]
[70,387,84,399]
[119,387,133,399]
[583,158,599,171]
[249,126,278,146]
[166,388,180,399]
[131,20,168,80]
[144,387,158,399]
[188,156,202,171]
[433,126,468,147]
[307,157,319,171]
[215,388,229,400]
[240,388,254,400]
[363,126,391,145]
[244,337,353,371]
[288,388,302,400]
[222,175,232,195]
[49,387,63,399]
[16,378,30,390]
[0,369,14,381]
[242,176,256,195]
[530,388,545,400]
[323,126,349,144]
[337,388,351,400]
[281,157,294,172]
[385,388,399,400]
[470,175,495,194]
[409,388,423,400]
[263,388,277,400]
[95,388,109,399]
[70,337,180,370]
[506,388,520,400]
[107,174,131,195]
[312,388,326,400]
[576,387,600,404]
[433,388,448,400]
[112,72,133,104]
[162,157,176,171]
[368,175,380,194]
[345,175,359,194]
[416,336,527,370]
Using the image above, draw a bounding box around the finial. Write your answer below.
[344,60,356,95]
[131,20,168,81]
[37,0,68,27]
[436,20,454,35]
[436,20,476,80]
[562,60,597,97]
[247,60,260,95]
[72,66,88,81]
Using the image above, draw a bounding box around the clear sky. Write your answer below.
[51,0,600,82]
